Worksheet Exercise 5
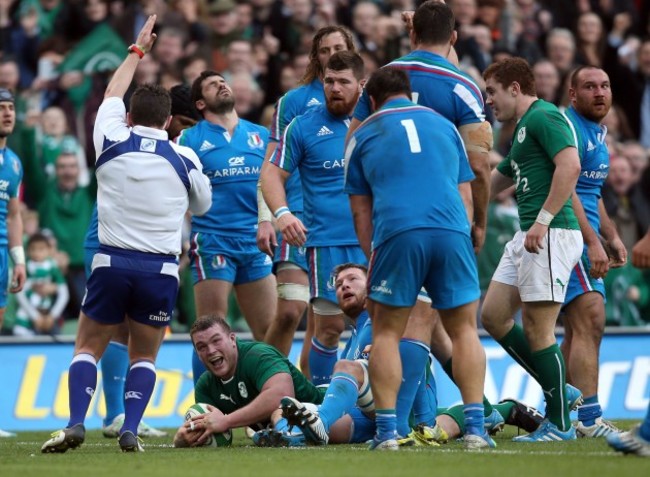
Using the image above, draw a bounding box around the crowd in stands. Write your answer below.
[0,0,648,336]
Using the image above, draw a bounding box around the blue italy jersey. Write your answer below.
[353,50,485,126]
[564,106,609,232]
[269,79,325,214]
[271,105,358,247]
[178,119,268,238]
[340,310,371,361]
[84,204,99,250]
[345,98,474,249]
[0,147,23,246]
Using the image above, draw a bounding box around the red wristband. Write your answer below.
[128,44,145,59]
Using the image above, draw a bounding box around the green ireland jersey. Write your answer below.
[496,100,579,231]
[195,339,324,427]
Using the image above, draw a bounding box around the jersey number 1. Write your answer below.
[400,119,422,154]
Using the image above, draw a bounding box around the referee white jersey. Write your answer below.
[93,97,211,256]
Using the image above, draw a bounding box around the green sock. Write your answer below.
[531,344,570,431]
[442,358,494,417]
[496,324,538,380]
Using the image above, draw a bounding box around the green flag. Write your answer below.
[57,23,127,109]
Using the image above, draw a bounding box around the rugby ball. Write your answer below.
[184,402,233,447]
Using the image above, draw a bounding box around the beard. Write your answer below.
[205,95,236,115]
[577,98,611,123]
[326,96,356,116]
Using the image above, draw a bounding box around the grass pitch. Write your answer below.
[1,422,649,477]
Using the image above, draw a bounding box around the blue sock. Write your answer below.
[375,409,397,441]
[412,367,438,426]
[308,337,338,385]
[639,403,650,441]
[67,353,97,428]
[192,348,206,386]
[121,360,156,436]
[101,341,128,426]
[464,403,485,436]
[578,394,601,426]
[319,372,359,431]
[274,417,289,433]
[396,339,429,437]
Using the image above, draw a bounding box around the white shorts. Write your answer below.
[491,229,583,303]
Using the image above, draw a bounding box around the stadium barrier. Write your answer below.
[0,329,648,431]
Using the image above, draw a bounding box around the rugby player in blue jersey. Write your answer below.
[0,87,26,439]
[178,71,277,349]
[560,66,627,438]
[347,1,502,436]
[262,51,367,386]
[258,27,356,381]
[345,66,490,450]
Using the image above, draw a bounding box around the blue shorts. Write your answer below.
[189,232,272,285]
[348,406,376,443]
[0,247,8,308]
[368,228,480,310]
[307,245,367,303]
[81,245,179,327]
[563,246,606,307]
[273,231,308,274]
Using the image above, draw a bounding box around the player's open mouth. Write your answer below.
[342,292,354,300]
[209,356,224,366]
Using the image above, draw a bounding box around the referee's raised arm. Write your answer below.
[104,14,158,100]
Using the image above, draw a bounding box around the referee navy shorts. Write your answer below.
[81,245,179,327]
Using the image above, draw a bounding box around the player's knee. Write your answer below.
[334,359,364,383]
[480,308,498,333]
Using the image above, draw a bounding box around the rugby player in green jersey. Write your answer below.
[481,57,584,443]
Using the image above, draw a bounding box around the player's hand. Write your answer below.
[277,213,307,247]
[193,405,230,441]
[10,264,25,293]
[135,14,158,54]
[257,221,278,257]
[524,223,547,254]
[587,240,609,279]
[471,224,486,254]
[632,233,650,269]
[607,236,627,268]
[174,423,203,447]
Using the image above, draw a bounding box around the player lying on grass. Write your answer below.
[173,315,324,447]
[268,264,544,447]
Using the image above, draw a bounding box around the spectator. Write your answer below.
[620,140,649,183]
[21,106,89,201]
[180,55,210,86]
[607,36,649,143]
[13,232,69,337]
[152,26,187,71]
[575,12,607,68]
[204,0,240,72]
[230,71,264,123]
[602,155,644,251]
[22,151,95,319]
[532,59,560,104]
[546,28,577,78]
